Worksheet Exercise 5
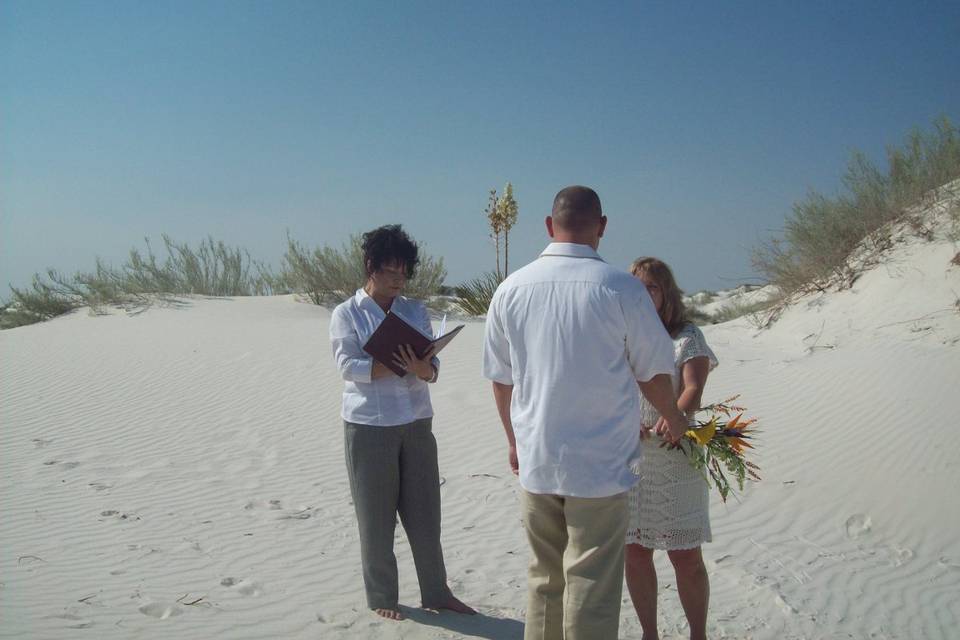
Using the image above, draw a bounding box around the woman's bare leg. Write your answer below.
[625,543,659,640]
[667,547,709,640]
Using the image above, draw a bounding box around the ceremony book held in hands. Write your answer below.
[362,311,465,377]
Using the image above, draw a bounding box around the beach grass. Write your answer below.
[753,116,960,296]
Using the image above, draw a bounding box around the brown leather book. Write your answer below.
[362,311,465,377]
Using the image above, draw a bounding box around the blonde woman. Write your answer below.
[625,257,718,640]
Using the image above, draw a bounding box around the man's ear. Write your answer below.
[545,215,554,238]
[597,216,608,238]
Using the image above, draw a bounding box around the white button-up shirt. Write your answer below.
[482,243,675,497]
[330,289,437,427]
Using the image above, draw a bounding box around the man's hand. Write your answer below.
[656,412,688,445]
[638,374,688,445]
[653,416,668,437]
[508,444,519,476]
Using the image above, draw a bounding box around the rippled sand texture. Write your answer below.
[2,198,959,639]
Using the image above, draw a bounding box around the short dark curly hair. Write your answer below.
[361,224,420,278]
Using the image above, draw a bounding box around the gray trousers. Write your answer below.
[343,418,451,610]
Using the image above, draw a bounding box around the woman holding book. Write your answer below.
[329,224,474,620]
[625,257,718,640]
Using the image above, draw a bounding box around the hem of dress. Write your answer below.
[625,540,711,551]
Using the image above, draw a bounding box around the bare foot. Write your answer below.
[431,595,477,615]
[373,607,405,620]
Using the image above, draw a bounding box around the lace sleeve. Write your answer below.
[678,324,718,371]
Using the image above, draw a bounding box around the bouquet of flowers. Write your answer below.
[662,395,761,502]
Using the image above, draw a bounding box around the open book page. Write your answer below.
[387,306,434,341]
[429,324,464,353]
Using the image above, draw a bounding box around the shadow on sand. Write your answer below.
[402,608,524,640]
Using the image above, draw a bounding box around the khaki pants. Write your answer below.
[521,490,629,640]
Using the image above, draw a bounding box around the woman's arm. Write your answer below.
[330,307,384,383]
[371,361,397,379]
[677,355,711,416]
[651,356,711,438]
[414,303,440,382]
[639,374,690,443]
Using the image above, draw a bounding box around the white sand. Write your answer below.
[3,196,960,639]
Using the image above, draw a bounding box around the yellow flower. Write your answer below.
[686,418,717,447]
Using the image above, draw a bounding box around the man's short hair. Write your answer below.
[551,186,603,232]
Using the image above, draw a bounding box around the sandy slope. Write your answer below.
[2,211,959,638]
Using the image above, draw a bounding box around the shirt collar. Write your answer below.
[539,242,605,261]
[355,288,382,312]
[355,288,402,315]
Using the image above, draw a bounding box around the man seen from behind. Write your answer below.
[482,185,690,639]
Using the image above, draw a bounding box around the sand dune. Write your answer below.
[3,194,959,638]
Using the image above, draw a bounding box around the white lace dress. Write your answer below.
[626,323,718,550]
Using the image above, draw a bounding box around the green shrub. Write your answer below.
[3,273,82,328]
[453,271,503,316]
[686,305,713,326]
[710,299,775,324]
[947,199,960,242]
[282,234,447,307]
[3,235,285,329]
[122,235,282,297]
[753,116,960,295]
[689,290,717,306]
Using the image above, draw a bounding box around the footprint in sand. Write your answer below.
[221,577,263,597]
[243,498,283,511]
[278,507,315,520]
[844,513,872,539]
[50,612,93,629]
[243,498,314,521]
[42,460,79,469]
[100,510,141,522]
[774,593,798,615]
[138,602,183,619]
[173,538,203,554]
[890,547,914,566]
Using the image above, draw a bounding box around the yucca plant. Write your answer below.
[453,271,503,316]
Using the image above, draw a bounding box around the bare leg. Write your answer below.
[667,547,709,640]
[625,544,659,640]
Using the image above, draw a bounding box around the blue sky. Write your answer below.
[2,1,958,294]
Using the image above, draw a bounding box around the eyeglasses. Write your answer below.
[377,267,408,281]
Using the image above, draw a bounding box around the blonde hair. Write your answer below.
[629,257,689,337]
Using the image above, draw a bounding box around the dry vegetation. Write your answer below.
[753,117,960,297]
